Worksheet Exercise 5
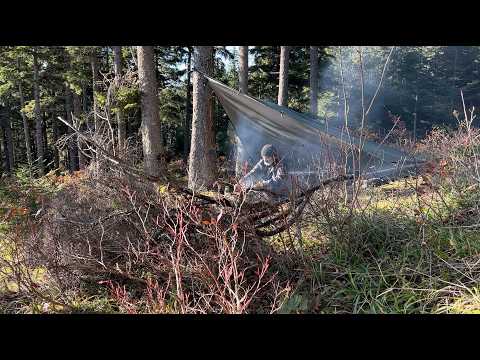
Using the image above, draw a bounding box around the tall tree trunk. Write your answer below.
[73,92,86,169]
[18,82,33,169]
[51,111,60,170]
[65,86,79,172]
[238,46,249,93]
[156,47,166,151]
[1,115,14,174]
[206,49,217,176]
[89,48,101,171]
[0,124,5,175]
[6,118,14,173]
[188,46,217,190]
[82,82,88,113]
[277,46,290,107]
[42,113,48,168]
[137,46,164,178]
[235,46,249,176]
[113,46,126,155]
[309,46,319,116]
[33,46,45,176]
[81,82,90,167]
[90,49,100,138]
[183,48,192,162]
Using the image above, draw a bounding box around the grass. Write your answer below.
[435,287,480,314]
[2,135,480,313]
[0,171,63,313]
[277,171,480,314]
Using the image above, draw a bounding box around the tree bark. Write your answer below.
[238,46,249,93]
[33,46,45,176]
[277,46,290,106]
[42,113,48,166]
[188,46,217,190]
[137,46,164,178]
[113,46,126,155]
[90,49,100,137]
[82,82,88,113]
[0,124,5,175]
[73,92,86,169]
[18,82,33,169]
[183,47,192,162]
[206,49,216,172]
[6,118,14,173]
[51,111,60,170]
[0,114,14,174]
[235,46,249,176]
[65,86,79,172]
[309,46,319,116]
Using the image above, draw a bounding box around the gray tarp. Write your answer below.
[204,74,424,184]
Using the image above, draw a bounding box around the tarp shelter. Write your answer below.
[202,73,424,188]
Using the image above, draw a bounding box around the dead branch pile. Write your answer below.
[54,114,356,238]
[54,114,429,242]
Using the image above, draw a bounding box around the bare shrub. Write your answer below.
[12,156,290,313]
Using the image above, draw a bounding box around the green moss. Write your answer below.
[278,294,309,314]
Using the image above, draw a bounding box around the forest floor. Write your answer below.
[1,155,480,313]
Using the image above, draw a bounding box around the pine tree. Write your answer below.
[113,46,126,155]
[309,46,318,116]
[137,46,164,178]
[183,47,193,162]
[278,46,290,106]
[90,48,101,138]
[188,46,217,189]
[32,46,45,175]
[235,46,249,176]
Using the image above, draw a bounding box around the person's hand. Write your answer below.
[252,181,265,189]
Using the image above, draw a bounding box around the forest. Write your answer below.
[1,46,480,314]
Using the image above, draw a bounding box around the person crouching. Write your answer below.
[234,144,290,199]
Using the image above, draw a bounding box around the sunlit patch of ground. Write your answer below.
[0,172,64,313]
[439,287,480,314]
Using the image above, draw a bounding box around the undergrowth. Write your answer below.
[1,124,480,314]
